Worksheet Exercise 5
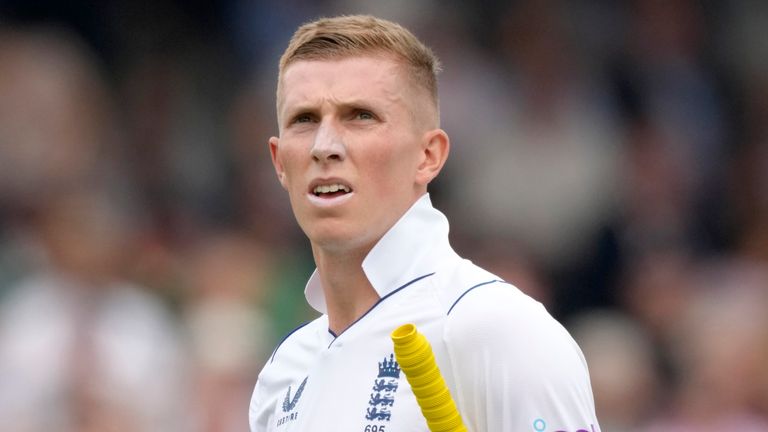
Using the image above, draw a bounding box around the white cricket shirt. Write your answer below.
[249,194,600,432]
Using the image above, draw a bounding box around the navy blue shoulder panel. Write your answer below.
[270,320,312,363]
[447,279,509,315]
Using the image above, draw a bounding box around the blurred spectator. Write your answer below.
[0,188,187,431]
[448,0,622,271]
[729,78,768,263]
[621,247,695,343]
[182,231,273,432]
[0,24,133,299]
[0,27,112,210]
[614,0,728,254]
[571,310,659,432]
[643,261,768,431]
[0,26,186,431]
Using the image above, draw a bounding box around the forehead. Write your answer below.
[278,55,409,111]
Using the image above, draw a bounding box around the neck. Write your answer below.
[312,244,380,335]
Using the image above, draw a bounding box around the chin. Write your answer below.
[306,224,377,254]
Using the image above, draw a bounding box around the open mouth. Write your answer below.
[312,183,352,199]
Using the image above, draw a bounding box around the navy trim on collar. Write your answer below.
[327,272,435,348]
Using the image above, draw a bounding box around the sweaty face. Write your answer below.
[271,56,429,253]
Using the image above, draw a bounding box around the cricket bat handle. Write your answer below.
[391,324,468,432]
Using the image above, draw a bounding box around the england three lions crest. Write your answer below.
[365,353,401,423]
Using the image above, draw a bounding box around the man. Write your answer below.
[250,15,600,431]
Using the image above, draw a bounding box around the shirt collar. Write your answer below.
[304,193,451,313]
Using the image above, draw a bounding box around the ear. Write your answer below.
[269,136,287,189]
[415,129,450,186]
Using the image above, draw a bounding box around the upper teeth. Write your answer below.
[314,184,350,194]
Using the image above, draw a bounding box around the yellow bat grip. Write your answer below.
[391,324,468,432]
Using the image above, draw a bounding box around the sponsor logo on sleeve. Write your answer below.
[276,376,308,427]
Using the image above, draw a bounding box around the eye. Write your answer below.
[355,110,375,121]
[293,113,314,124]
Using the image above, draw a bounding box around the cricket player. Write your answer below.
[249,14,600,432]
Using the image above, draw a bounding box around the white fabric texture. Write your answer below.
[250,194,600,432]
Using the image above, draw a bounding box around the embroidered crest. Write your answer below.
[364,354,401,422]
[282,376,308,413]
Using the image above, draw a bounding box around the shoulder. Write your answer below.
[265,315,325,367]
[444,279,566,347]
[251,317,324,431]
[439,278,598,427]
[432,257,585,364]
[435,258,551,329]
[443,281,586,374]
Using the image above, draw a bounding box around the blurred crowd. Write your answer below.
[0,0,766,431]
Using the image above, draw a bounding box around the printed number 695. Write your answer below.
[364,425,386,432]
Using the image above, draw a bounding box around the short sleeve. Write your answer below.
[249,379,262,432]
[249,368,274,432]
[443,282,600,432]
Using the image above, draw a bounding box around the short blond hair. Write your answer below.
[277,15,441,110]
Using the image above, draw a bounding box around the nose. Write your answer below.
[310,119,346,163]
